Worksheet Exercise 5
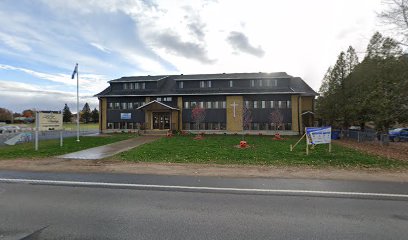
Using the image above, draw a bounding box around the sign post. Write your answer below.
[305,127,332,155]
[34,111,63,151]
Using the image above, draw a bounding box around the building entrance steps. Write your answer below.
[57,136,160,160]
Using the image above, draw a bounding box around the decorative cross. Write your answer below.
[230,101,238,118]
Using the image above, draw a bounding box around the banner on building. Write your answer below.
[121,113,131,120]
[306,127,331,145]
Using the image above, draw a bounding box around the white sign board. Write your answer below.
[306,127,331,145]
[38,111,63,131]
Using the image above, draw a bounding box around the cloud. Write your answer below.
[90,42,111,53]
[226,31,265,57]
[151,31,215,64]
[0,80,98,112]
[0,32,31,52]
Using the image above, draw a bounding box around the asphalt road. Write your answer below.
[0,170,407,240]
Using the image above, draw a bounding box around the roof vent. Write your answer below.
[222,73,225,74]
[148,75,150,76]
[181,74,183,75]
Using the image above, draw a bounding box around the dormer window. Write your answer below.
[200,80,212,88]
[123,83,128,90]
[229,80,233,87]
[178,81,184,89]
[250,80,255,87]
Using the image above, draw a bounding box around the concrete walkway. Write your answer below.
[57,136,160,160]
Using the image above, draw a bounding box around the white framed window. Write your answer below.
[141,82,145,89]
[244,100,250,108]
[178,81,184,89]
[123,83,128,90]
[135,82,139,89]
[253,101,258,109]
[157,97,162,102]
[164,97,172,101]
[129,83,134,89]
[114,103,120,109]
[214,101,219,109]
[184,102,189,109]
[259,80,263,87]
[278,101,286,108]
[266,79,271,87]
[128,102,133,109]
[207,102,212,109]
[250,80,255,87]
[221,101,226,109]
[229,80,233,87]
[200,81,205,88]
[121,102,127,110]
[207,81,212,88]
[261,101,266,108]
[273,79,278,86]
[287,100,291,108]
[108,102,113,109]
[270,101,275,108]
[191,102,197,108]
[199,101,204,108]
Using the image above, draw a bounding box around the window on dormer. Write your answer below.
[178,81,184,89]
[200,81,205,88]
[250,80,255,87]
[229,80,233,87]
[207,81,212,88]
[123,83,128,90]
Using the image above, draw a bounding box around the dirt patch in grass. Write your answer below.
[335,140,408,161]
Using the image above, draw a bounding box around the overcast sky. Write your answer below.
[0,0,390,112]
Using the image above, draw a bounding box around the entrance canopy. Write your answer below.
[136,100,179,111]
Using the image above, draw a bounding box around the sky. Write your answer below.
[0,0,390,113]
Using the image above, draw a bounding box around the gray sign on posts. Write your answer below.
[35,111,63,151]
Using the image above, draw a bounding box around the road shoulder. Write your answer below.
[0,158,407,182]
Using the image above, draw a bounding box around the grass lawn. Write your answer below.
[0,133,135,159]
[119,135,408,168]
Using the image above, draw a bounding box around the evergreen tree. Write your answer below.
[81,103,91,123]
[63,103,73,122]
[91,108,99,123]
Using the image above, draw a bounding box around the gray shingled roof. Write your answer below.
[95,72,318,97]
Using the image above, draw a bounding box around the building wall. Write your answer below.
[177,97,183,130]
[226,96,243,132]
[291,95,300,133]
[99,98,107,132]
[302,96,314,111]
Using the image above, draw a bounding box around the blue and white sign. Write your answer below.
[306,127,331,145]
[120,113,132,120]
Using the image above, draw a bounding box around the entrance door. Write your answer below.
[153,112,171,129]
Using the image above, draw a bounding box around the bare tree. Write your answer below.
[269,110,283,131]
[191,105,206,130]
[379,0,408,45]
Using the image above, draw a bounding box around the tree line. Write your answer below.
[0,103,99,124]
[316,32,408,132]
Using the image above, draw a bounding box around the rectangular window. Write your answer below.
[114,103,120,109]
[184,102,189,109]
[253,101,258,109]
[123,83,128,90]
[273,79,278,86]
[250,80,255,87]
[214,101,219,109]
[157,97,162,102]
[141,82,145,89]
[229,80,233,87]
[199,101,204,108]
[207,102,212,109]
[207,81,212,88]
[163,97,172,101]
[278,101,287,108]
[259,80,262,87]
[134,82,139,89]
[261,101,266,108]
[221,101,226,109]
[245,100,250,108]
[108,102,113,109]
[121,102,127,110]
[129,83,134,89]
[200,81,205,88]
[107,123,113,129]
[287,100,291,108]
[191,101,197,108]
[178,81,184,89]
[266,79,271,87]
[128,102,133,109]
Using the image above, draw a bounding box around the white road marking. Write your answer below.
[0,178,407,198]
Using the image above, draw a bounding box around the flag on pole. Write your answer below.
[71,63,78,79]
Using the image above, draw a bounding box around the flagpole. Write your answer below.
[76,63,80,142]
